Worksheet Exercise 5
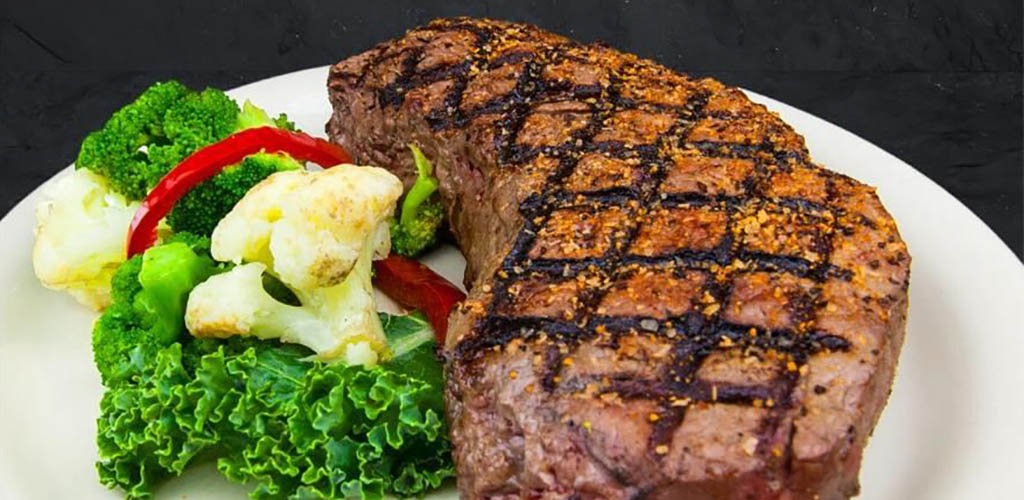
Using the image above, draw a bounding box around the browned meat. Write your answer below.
[327,18,910,500]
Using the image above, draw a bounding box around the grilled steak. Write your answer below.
[327,18,910,500]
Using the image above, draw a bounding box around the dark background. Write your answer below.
[1,0,1021,258]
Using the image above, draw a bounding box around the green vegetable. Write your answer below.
[161,88,240,153]
[91,233,217,386]
[76,82,296,201]
[380,313,444,401]
[237,100,297,131]
[166,153,303,237]
[389,145,444,257]
[76,81,189,200]
[94,313,452,499]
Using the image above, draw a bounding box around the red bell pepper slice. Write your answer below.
[126,126,352,257]
[124,126,465,341]
[373,256,466,343]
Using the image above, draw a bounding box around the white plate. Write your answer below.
[1,66,1021,500]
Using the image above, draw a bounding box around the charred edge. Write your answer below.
[509,93,612,170]
[648,406,686,456]
[653,193,840,227]
[421,23,502,129]
[540,343,567,391]
[590,374,789,407]
[735,251,846,284]
[658,192,740,207]
[792,285,824,330]
[506,137,667,169]
[664,333,719,390]
[683,140,773,159]
[690,380,793,405]
[376,47,426,108]
[425,70,470,129]
[493,44,575,165]
[521,187,641,218]
[773,196,840,217]
[424,18,502,40]
[715,322,853,359]
[753,366,802,464]
[430,79,600,131]
[780,419,799,475]
[426,45,586,131]
[329,44,388,86]
[589,309,708,339]
[496,216,545,275]
[453,315,592,363]
[513,248,851,285]
[519,257,607,277]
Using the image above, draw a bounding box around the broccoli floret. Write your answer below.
[108,253,143,304]
[74,81,297,201]
[91,234,218,386]
[162,88,240,151]
[76,81,191,199]
[389,145,444,257]
[389,199,443,257]
[164,230,213,255]
[166,153,302,237]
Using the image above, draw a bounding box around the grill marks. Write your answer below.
[353,18,893,456]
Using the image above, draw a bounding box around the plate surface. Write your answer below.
[1,66,1021,500]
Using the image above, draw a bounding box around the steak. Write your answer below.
[327,18,910,500]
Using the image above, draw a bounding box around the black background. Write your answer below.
[2,0,1021,258]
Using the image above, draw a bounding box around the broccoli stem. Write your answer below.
[400,144,439,226]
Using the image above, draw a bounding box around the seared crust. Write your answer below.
[327,17,909,500]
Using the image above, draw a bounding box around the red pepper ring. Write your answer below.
[373,256,466,343]
[125,126,353,257]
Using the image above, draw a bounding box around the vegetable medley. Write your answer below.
[31,81,464,499]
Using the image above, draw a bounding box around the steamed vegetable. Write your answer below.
[75,81,192,200]
[185,166,403,363]
[165,152,303,237]
[32,169,141,310]
[75,81,293,201]
[91,234,217,386]
[389,145,444,257]
[96,314,453,500]
[55,78,461,500]
[37,81,296,309]
[126,126,353,257]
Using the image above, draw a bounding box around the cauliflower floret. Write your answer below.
[32,168,140,310]
[186,165,403,363]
